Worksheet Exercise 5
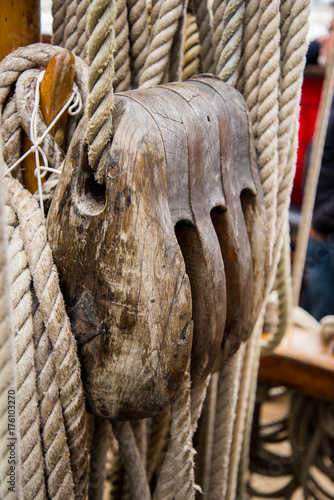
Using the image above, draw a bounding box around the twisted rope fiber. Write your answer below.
[208,346,245,499]
[52,0,69,46]
[31,289,75,497]
[153,369,195,500]
[112,421,151,500]
[146,407,171,484]
[261,222,292,356]
[63,0,80,52]
[193,372,219,494]
[237,0,262,133]
[139,0,185,88]
[232,313,263,500]
[182,13,201,81]
[254,0,280,261]
[213,0,245,87]
[0,144,22,500]
[1,97,22,173]
[127,0,150,87]
[88,417,111,500]
[114,0,132,92]
[4,175,89,499]
[7,209,47,500]
[85,0,116,183]
[7,203,75,499]
[192,0,215,73]
[190,375,211,436]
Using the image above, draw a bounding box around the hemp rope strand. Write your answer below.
[139,0,185,88]
[127,0,150,88]
[182,13,201,81]
[192,0,215,73]
[0,144,22,500]
[85,0,116,183]
[88,417,111,500]
[208,346,245,499]
[213,0,245,87]
[112,421,151,500]
[4,175,88,500]
[153,368,195,500]
[7,210,48,500]
[114,0,132,92]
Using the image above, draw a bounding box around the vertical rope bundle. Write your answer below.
[85,0,117,183]
[0,142,21,500]
[139,0,186,88]
[127,0,150,87]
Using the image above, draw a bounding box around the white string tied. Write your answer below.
[3,70,82,216]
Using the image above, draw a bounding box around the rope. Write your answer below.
[292,26,334,306]
[4,175,89,499]
[85,0,116,183]
[182,13,201,81]
[208,346,245,499]
[0,142,22,500]
[127,0,150,87]
[52,0,68,47]
[192,0,215,73]
[88,417,111,500]
[213,0,245,87]
[153,369,195,500]
[138,0,185,88]
[114,0,132,92]
[193,372,219,494]
[261,221,292,355]
[146,407,171,484]
[112,421,151,500]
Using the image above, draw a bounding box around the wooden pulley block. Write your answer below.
[47,75,268,420]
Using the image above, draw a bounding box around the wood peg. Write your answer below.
[21,50,75,193]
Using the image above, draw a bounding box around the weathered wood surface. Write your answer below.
[0,0,40,61]
[47,75,268,420]
[259,325,334,401]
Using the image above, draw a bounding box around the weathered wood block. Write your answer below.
[47,75,268,420]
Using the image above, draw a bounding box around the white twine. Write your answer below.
[3,70,82,216]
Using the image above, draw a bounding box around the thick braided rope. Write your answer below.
[277,0,310,187]
[192,0,215,73]
[182,13,201,81]
[213,0,245,87]
[74,0,90,59]
[112,421,151,500]
[52,0,69,46]
[208,346,245,499]
[31,293,76,498]
[6,209,47,500]
[1,98,22,173]
[114,0,132,92]
[146,407,171,483]
[253,0,280,261]
[88,417,111,499]
[261,222,292,356]
[153,369,195,500]
[4,176,88,499]
[194,372,219,494]
[292,31,334,306]
[237,0,262,133]
[85,0,116,183]
[63,0,80,52]
[131,419,148,467]
[190,375,210,436]
[139,0,185,88]
[0,146,21,500]
[212,0,226,70]
[127,0,150,88]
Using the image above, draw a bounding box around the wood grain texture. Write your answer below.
[47,75,268,420]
